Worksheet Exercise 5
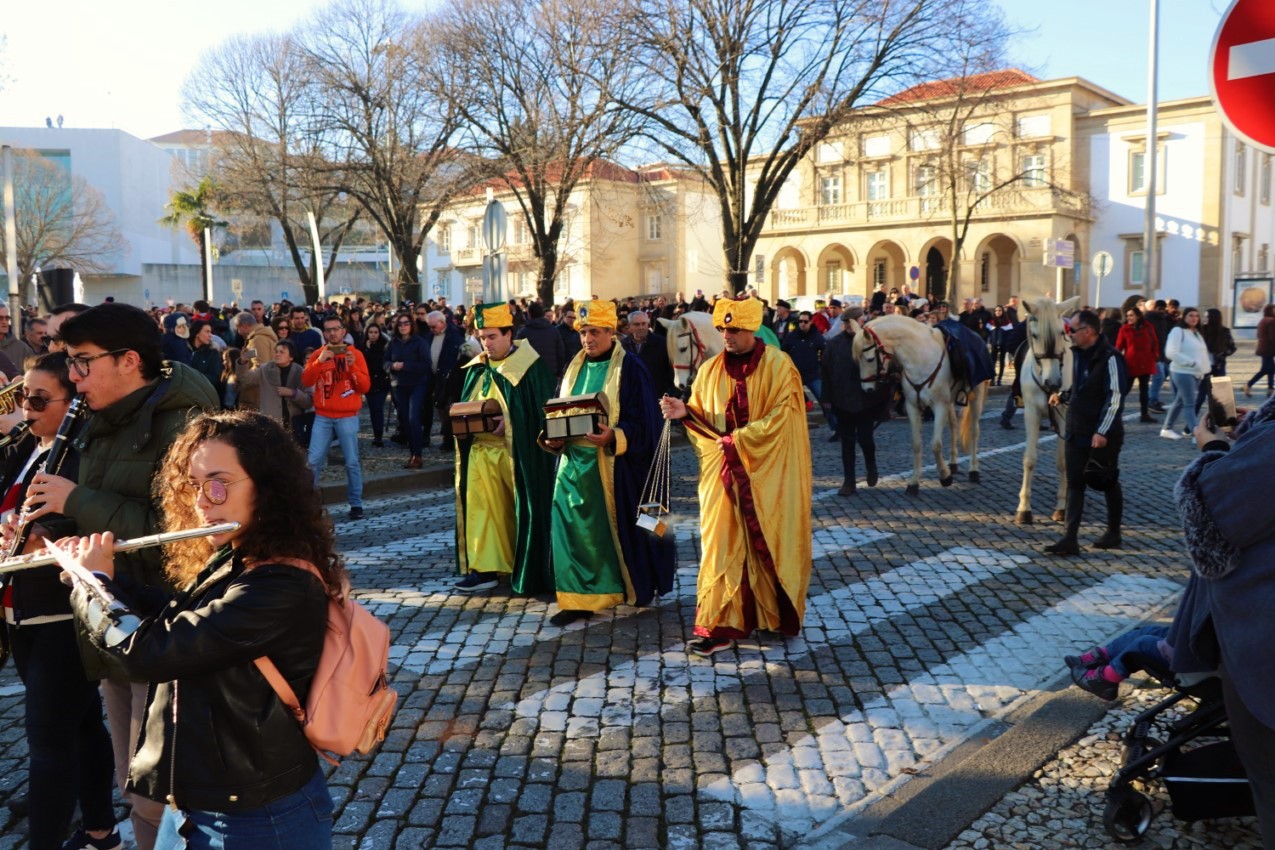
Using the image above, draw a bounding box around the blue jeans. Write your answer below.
[392,382,429,456]
[308,414,363,508]
[1105,624,1171,678]
[1163,370,1199,433]
[155,768,332,850]
[1149,361,1168,404]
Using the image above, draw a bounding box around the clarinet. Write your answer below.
[4,395,88,559]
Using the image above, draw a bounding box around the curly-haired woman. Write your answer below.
[59,411,343,848]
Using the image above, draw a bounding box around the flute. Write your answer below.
[0,522,241,575]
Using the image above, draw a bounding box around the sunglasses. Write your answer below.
[185,476,249,504]
[19,390,70,412]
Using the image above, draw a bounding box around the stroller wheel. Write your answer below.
[1104,788,1154,844]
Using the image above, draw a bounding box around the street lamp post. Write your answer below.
[1142,0,1161,303]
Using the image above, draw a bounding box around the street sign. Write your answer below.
[1044,239,1075,269]
[143,288,150,300]
[231,278,243,297]
[281,291,290,301]
[1092,250,1114,277]
[909,265,920,281]
[1210,0,1275,153]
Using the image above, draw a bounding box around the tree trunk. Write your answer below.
[537,244,559,307]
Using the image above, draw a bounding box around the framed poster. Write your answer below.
[1233,276,1273,329]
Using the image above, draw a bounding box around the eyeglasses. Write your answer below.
[185,476,249,505]
[18,390,70,412]
[67,349,129,378]
[799,320,811,325]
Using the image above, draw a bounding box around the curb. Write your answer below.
[319,466,453,505]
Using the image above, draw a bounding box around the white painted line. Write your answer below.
[496,546,1028,723]
[701,572,1182,843]
[1230,37,1275,81]
[390,524,895,677]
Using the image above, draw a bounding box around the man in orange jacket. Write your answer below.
[303,314,372,519]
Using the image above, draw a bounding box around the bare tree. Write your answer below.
[183,32,362,306]
[0,150,124,293]
[873,6,1087,301]
[429,0,643,305]
[613,0,1001,293]
[300,0,466,302]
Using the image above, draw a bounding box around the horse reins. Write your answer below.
[861,324,947,395]
[673,323,708,380]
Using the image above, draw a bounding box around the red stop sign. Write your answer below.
[1212,0,1275,152]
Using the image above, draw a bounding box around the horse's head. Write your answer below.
[852,320,887,393]
[663,315,702,390]
[1020,295,1079,393]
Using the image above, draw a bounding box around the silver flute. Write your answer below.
[0,522,241,575]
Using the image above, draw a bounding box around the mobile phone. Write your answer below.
[1207,376,1237,432]
[327,343,348,354]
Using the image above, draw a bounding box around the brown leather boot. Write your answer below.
[404,455,423,469]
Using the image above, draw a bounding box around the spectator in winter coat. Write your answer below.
[1245,304,1275,398]
[160,312,193,365]
[1144,300,1173,411]
[781,312,827,403]
[1161,308,1210,439]
[621,311,675,398]
[515,302,567,380]
[1115,307,1160,422]
[386,314,432,468]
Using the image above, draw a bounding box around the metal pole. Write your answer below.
[202,227,215,306]
[2,146,20,320]
[1142,0,1160,302]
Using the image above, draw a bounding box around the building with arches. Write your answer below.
[751,71,1125,308]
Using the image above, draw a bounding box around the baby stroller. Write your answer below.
[1103,671,1253,843]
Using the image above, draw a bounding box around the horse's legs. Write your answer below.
[905,392,924,497]
[967,384,984,483]
[947,403,959,475]
[933,399,953,487]
[1017,399,1040,523]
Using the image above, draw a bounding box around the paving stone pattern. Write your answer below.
[0,375,1231,849]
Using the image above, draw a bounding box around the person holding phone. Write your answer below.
[301,316,370,520]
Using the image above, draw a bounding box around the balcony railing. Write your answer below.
[763,187,1085,233]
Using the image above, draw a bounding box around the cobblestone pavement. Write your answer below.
[941,677,1261,849]
[0,366,1256,849]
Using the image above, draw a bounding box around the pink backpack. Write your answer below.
[253,559,398,764]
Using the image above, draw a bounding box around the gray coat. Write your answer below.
[236,361,313,425]
[1171,395,1275,726]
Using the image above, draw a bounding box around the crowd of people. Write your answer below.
[0,281,1270,848]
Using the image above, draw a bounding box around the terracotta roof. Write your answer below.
[877,69,1041,106]
[148,129,222,145]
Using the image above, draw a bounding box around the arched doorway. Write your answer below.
[1061,233,1082,300]
[865,240,907,296]
[973,233,1023,307]
[816,244,857,296]
[768,247,810,302]
[925,247,946,301]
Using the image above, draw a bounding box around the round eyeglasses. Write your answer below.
[186,477,250,505]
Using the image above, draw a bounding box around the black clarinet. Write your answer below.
[5,395,88,559]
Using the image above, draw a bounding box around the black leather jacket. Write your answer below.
[72,548,328,811]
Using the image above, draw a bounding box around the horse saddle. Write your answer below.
[937,321,995,399]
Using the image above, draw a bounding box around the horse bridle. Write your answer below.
[1027,315,1064,394]
[860,324,947,394]
[673,322,708,383]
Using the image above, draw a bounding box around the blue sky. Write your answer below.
[0,0,1229,141]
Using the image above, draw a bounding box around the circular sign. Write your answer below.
[909,265,920,281]
[1092,250,1114,277]
[1210,0,1275,153]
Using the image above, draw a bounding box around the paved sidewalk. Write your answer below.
[0,363,1259,848]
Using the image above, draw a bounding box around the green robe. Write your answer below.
[454,344,556,595]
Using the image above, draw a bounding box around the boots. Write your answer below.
[864,447,879,487]
[1093,483,1123,549]
[404,455,423,469]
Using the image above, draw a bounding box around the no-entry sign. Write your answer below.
[1211,0,1275,153]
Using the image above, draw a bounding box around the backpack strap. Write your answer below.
[246,556,326,724]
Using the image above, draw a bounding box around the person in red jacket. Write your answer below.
[1116,306,1160,422]
[302,315,372,519]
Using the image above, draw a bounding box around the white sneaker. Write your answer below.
[1160,428,1183,440]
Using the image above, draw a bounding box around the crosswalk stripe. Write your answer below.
[698,572,1181,843]
[387,525,896,677]
[498,546,1027,720]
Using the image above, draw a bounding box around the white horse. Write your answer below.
[658,312,724,391]
[1014,296,1079,524]
[852,314,988,496]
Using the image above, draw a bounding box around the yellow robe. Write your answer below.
[684,344,812,636]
